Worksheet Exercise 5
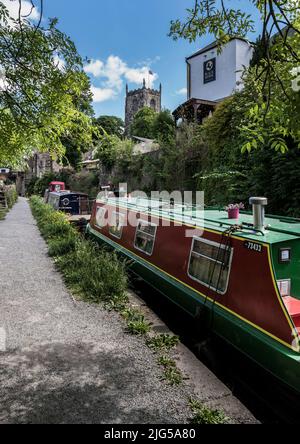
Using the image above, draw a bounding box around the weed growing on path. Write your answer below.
[146,334,180,351]
[189,399,228,424]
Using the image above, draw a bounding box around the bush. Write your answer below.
[30,196,128,305]
[5,185,18,208]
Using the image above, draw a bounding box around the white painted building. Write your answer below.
[187,38,253,102]
[173,38,253,124]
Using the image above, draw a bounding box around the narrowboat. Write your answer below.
[86,196,300,398]
[44,181,66,203]
[48,191,91,225]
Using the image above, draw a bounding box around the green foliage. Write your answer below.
[48,234,78,257]
[0,185,17,220]
[130,107,175,142]
[122,307,152,335]
[158,356,184,386]
[130,107,156,138]
[68,170,99,199]
[189,399,228,425]
[95,116,124,139]
[93,135,134,170]
[0,4,94,167]
[170,1,300,154]
[196,77,300,216]
[29,196,128,305]
[152,109,175,142]
[146,334,180,351]
[27,170,99,200]
[169,1,254,44]
[5,185,18,209]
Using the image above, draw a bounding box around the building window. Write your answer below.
[134,220,157,256]
[95,207,107,228]
[109,212,125,239]
[188,237,233,294]
[150,99,156,110]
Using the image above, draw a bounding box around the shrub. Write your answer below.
[189,399,228,425]
[30,196,128,305]
[5,185,18,209]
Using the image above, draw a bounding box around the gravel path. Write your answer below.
[0,198,190,424]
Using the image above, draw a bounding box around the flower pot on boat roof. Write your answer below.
[226,203,245,220]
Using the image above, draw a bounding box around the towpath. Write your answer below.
[0,198,256,424]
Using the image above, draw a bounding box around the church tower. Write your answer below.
[125,79,162,134]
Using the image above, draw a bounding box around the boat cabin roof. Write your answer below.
[97,197,300,244]
[50,191,88,198]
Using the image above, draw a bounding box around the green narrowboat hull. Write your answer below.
[87,224,300,396]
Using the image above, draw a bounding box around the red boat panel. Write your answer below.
[90,202,295,348]
[284,296,300,333]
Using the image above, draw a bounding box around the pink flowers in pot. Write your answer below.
[225,203,245,219]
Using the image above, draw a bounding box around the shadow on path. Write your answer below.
[0,342,175,424]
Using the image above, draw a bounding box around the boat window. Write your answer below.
[109,212,125,239]
[134,220,157,256]
[95,207,107,228]
[188,237,233,294]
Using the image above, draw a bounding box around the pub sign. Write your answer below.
[203,58,216,84]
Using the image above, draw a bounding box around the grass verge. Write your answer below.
[0,185,18,220]
[30,195,231,424]
[30,196,128,306]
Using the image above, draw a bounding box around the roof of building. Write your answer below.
[186,37,250,61]
[172,97,218,118]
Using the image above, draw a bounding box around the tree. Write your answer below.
[93,134,133,170]
[130,107,175,141]
[94,115,124,139]
[130,107,156,138]
[0,0,94,167]
[170,1,300,153]
[169,2,300,110]
[152,109,175,142]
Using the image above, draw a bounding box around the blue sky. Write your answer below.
[42,0,261,120]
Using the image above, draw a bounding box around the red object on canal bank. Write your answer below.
[49,182,66,193]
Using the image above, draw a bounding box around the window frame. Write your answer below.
[134,219,157,256]
[187,236,234,295]
[95,206,107,229]
[109,211,125,240]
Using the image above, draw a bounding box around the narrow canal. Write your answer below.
[128,275,299,424]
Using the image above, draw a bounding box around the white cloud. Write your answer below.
[125,66,158,88]
[1,0,40,21]
[84,60,104,77]
[84,55,159,103]
[90,86,116,103]
[176,88,187,95]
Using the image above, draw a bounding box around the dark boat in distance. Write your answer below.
[48,191,91,225]
[86,195,300,398]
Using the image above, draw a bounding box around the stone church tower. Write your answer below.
[125,79,162,134]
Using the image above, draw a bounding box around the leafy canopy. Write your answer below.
[0,1,94,167]
[170,1,300,152]
[94,115,124,139]
[130,107,175,141]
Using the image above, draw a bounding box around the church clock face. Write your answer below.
[204,58,216,84]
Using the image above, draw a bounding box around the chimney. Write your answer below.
[249,197,268,232]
